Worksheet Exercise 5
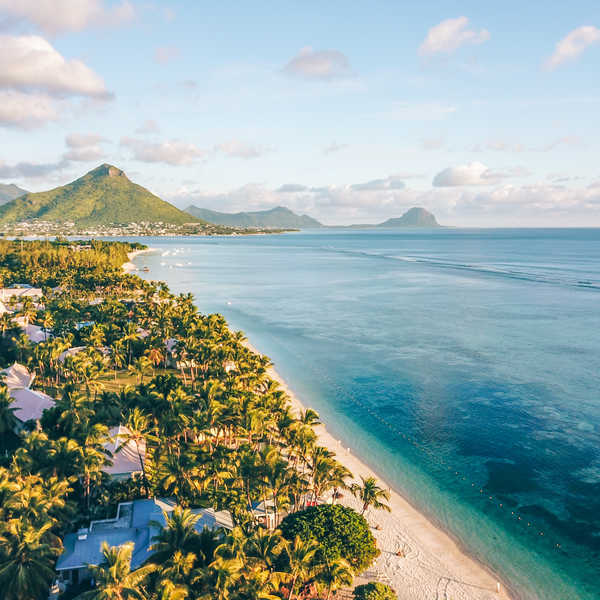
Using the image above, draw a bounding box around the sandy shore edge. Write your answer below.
[122,248,156,272]
[244,340,513,600]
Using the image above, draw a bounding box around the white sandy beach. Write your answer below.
[122,248,155,272]
[247,341,513,600]
[129,252,512,600]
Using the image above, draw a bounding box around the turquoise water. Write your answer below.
[134,229,600,600]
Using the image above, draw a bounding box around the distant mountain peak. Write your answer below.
[0,183,28,205]
[185,205,322,229]
[0,165,198,226]
[379,207,439,228]
[87,163,128,179]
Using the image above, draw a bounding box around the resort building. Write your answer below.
[0,286,43,301]
[55,498,233,587]
[0,363,55,431]
[0,300,11,315]
[102,425,146,480]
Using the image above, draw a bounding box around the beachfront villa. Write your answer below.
[0,363,55,431]
[102,425,146,480]
[55,498,233,588]
[0,286,43,301]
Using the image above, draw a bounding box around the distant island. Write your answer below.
[185,205,323,229]
[377,207,439,228]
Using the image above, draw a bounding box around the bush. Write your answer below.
[353,582,397,600]
[279,504,379,573]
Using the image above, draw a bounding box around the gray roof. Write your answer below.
[56,499,232,572]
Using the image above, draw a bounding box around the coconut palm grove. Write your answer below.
[0,238,393,600]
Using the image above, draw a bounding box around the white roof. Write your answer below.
[24,324,49,344]
[0,288,42,300]
[1,363,34,389]
[58,346,86,363]
[103,425,146,476]
[9,387,55,422]
[0,301,11,315]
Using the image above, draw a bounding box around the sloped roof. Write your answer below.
[103,425,146,476]
[23,324,49,344]
[58,346,87,363]
[0,301,11,315]
[56,499,232,572]
[0,287,42,299]
[9,387,55,422]
[0,363,33,389]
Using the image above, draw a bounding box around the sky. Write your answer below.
[1,0,599,226]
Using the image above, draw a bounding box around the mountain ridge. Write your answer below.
[185,205,322,229]
[0,164,200,226]
[0,183,28,205]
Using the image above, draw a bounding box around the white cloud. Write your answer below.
[0,35,110,98]
[432,162,531,186]
[0,159,67,179]
[387,102,457,121]
[214,141,268,159]
[419,17,490,56]
[135,119,160,134]
[545,26,600,70]
[0,90,58,128]
[63,133,108,162]
[283,47,351,80]
[121,137,206,166]
[351,176,406,191]
[154,45,180,65]
[0,0,134,34]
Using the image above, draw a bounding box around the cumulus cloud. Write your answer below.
[433,162,531,186]
[135,119,160,134]
[419,17,490,56]
[0,0,135,34]
[121,137,206,166]
[0,159,67,179]
[351,176,406,191]
[154,45,180,65]
[63,133,108,162]
[170,178,600,226]
[0,35,110,98]
[0,90,58,128]
[214,141,268,159]
[545,26,600,70]
[283,47,351,80]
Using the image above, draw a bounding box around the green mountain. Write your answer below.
[0,183,28,205]
[185,205,322,229]
[0,164,200,226]
[377,207,439,227]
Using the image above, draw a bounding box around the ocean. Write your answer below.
[134,228,600,600]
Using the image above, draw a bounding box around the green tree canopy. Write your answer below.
[279,504,379,574]
[353,582,398,600]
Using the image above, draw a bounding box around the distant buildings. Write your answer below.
[0,286,43,301]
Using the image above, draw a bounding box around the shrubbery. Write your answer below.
[279,503,379,573]
[353,582,397,600]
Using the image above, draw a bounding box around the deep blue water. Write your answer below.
[134,229,600,600]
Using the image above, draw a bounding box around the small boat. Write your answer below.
[142,266,150,272]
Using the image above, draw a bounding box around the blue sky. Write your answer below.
[1,0,599,225]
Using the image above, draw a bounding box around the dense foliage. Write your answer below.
[279,504,379,574]
[353,582,397,600]
[0,164,201,226]
[0,239,389,600]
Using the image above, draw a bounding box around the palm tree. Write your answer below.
[118,408,156,496]
[316,557,353,600]
[284,535,319,600]
[150,508,201,564]
[0,385,18,436]
[76,542,155,600]
[350,476,391,515]
[0,519,61,600]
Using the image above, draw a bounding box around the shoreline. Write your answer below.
[246,341,514,600]
[127,250,514,600]
[122,248,156,272]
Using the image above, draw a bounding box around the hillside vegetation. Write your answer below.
[0,164,200,226]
